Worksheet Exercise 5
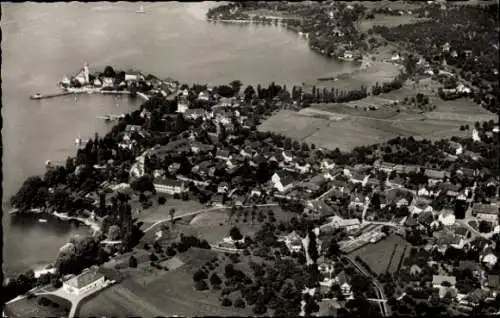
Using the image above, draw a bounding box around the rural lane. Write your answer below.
[344,256,391,317]
[142,203,279,233]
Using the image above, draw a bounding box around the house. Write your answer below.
[282,150,293,163]
[168,162,181,174]
[177,97,190,113]
[432,275,457,295]
[375,161,396,173]
[488,275,500,290]
[218,182,229,194]
[154,178,187,195]
[335,271,353,296]
[198,90,211,101]
[232,195,245,206]
[349,195,366,209]
[396,198,409,208]
[269,150,284,163]
[250,188,262,197]
[271,170,296,193]
[473,203,499,224]
[63,267,106,296]
[215,149,232,161]
[438,209,456,226]
[184,108,207,120]
[327,216,361,231]
[480,247,498,268]
[343,50,354,60]
[295,162,311,174]
[424,169,446,182]
[250,154,266,167]
[321,159,336,171]
[191,142,214,154]
[211,194,225,207]
[280,231,303,253]
[240,148,253,158]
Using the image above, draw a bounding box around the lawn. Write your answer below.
[138,198,205,224]
[5,295,71,318]
[187,205,292,244]
[359,14,429,33]
[78,248,250,317]
[259,93,494,152]
[349,235,410,276]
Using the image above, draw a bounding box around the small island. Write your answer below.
[4,1,500,318]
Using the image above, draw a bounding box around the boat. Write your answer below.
[30,93,43,100]
[136,5,145,13]
[38,219,48,223]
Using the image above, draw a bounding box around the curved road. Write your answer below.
[344,256,391,317]
[142,203,279,233]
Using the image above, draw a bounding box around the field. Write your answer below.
[79,248,251,317]
[187,205,294,244]
[138,198,205,224]
[311,60,402,91]
[359,14,430,33]
[258,90,496,151]
[5,295,71,318]
[349,235,410,275]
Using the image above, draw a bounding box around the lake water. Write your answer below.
[1,1,356,276]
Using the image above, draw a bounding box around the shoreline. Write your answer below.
[9,208,101,233]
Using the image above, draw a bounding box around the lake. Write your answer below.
[1,1,356,276]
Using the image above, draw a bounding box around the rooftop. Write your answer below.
[64,268,104,289]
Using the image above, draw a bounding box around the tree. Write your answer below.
[234,297,246,308]
[479,220,493,233]
[129,255,138,268]
[149,253,158,262]
[103,65,116,78]
[195,279,209,291]
[210,273,222,286]
[107,225,121,241]
[230,80,243,95]
[130,175,155,193]
[221,297,232,307]
[169,208,176,226]
[229,226,244,241]
[158,196,167,205]
[244,85,256,101]
[193,269,208,282]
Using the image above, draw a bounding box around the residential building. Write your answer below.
[154,178,186,195]
[280,231,303,253]
[216,149,232,161]
[63,267,105,296]
[218,182,229,194]
[271,170,296,193]
[473,203,499,224]
[211,193,225,207]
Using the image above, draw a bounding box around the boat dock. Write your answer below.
[30,92,73,100]
[31,89,131,100]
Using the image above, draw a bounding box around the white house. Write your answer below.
[473,203,499,224]
[154,178,186,195]
[280,231,303,253]
[271,170,295,193]
[282,150,293,163]
[321,159,336,171]
[63,267,105,296]
[438,209,456,226]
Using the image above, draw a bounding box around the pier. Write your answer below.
[30,92,73,100]
[30,89,131,100]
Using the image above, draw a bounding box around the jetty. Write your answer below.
[30,92,73,100]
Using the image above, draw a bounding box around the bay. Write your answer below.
[1,1,356,276]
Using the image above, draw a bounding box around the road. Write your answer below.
[344,256,391,317]
[142,203,279,233]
